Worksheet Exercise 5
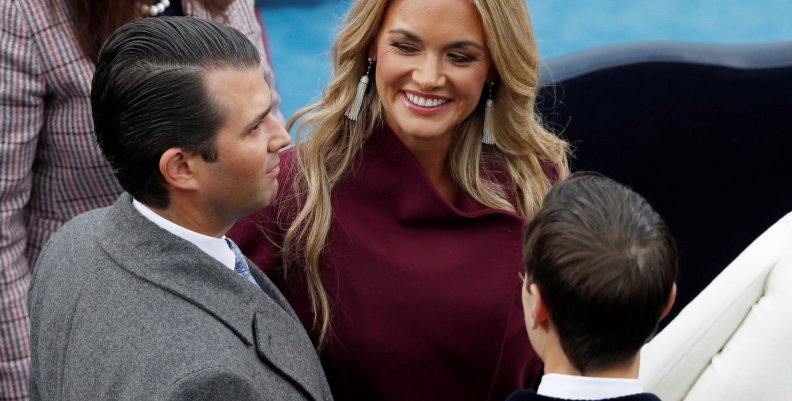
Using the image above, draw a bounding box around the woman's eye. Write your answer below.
[391,42,418,54]
[250,122,262,134]
[449,53,475,63]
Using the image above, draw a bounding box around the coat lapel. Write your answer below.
[248,266,332,401]
[93,194,328,400]
[253,312,331,401]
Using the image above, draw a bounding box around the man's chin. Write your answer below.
[253,189,278,213]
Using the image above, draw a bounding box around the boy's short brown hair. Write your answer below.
[523,171,677,373]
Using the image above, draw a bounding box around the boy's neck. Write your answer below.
[540,335,640,378]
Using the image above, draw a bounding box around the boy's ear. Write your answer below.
[660,283,677,320]
[159,148,200,191]
[529,283,550,330]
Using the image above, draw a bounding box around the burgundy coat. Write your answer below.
[230,126,548,401]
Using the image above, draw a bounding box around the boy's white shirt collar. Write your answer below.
[132,199,235,271]
[537,373,643,400]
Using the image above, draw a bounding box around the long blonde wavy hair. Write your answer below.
[281,0,569,347]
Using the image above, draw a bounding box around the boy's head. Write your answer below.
[522,171,677,374]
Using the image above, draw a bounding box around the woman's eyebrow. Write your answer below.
[388,29,484,51]
[388,29,422,42]
[447,40,484,51]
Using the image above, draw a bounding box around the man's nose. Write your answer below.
[269,120,291,153]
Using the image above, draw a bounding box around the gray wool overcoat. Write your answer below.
[28,193,333,401]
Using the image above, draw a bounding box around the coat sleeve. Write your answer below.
[166,367,263,401]
[0,1,44,398]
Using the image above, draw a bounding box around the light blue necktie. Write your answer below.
[225,238,260,289]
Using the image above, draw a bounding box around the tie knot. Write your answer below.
[225,238,248,273]
[225,238,260,288]
[225,237,244,260]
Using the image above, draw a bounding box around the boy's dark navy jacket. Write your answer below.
[506,389,661,401]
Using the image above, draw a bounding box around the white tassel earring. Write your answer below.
[345,58,374,121]
[482,82,495,145]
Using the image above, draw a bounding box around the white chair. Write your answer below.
[639,212,792,400]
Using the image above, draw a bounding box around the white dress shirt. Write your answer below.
[132,199,235,271]
[537,373,644,400]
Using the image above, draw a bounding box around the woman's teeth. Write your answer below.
[406,92,447,107]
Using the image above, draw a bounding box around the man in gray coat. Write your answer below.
[27,17,332,401]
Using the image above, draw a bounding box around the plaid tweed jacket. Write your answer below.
[0,1,277,399]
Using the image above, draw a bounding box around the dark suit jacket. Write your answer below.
[28,193,332,401]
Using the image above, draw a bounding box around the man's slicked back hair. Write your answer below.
[91,17,260,208]
[522,171,678,373]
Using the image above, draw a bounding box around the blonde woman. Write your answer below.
[230,0,568,400]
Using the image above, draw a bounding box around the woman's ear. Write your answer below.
[486,67,498,84]
[159,148,200,191]
[485,55,498,83]
[368,38,378,61]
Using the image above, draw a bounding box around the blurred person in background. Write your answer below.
[230,0,569,400]
[0,1,279,399]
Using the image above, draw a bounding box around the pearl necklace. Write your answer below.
[141,0,171,17]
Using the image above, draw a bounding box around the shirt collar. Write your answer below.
[132,199,235,270]
[537,373,644,400]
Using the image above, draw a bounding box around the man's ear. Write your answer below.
[660,283,677,320]
[159,148,200,191]
[529,283,550,330]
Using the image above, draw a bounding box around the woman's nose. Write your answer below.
[412,56,446,91]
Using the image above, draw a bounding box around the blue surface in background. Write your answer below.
[259,1,350,124]
[259,0,792,126]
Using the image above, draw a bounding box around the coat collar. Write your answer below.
[93,194,331,401]
[345,124,525,224]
